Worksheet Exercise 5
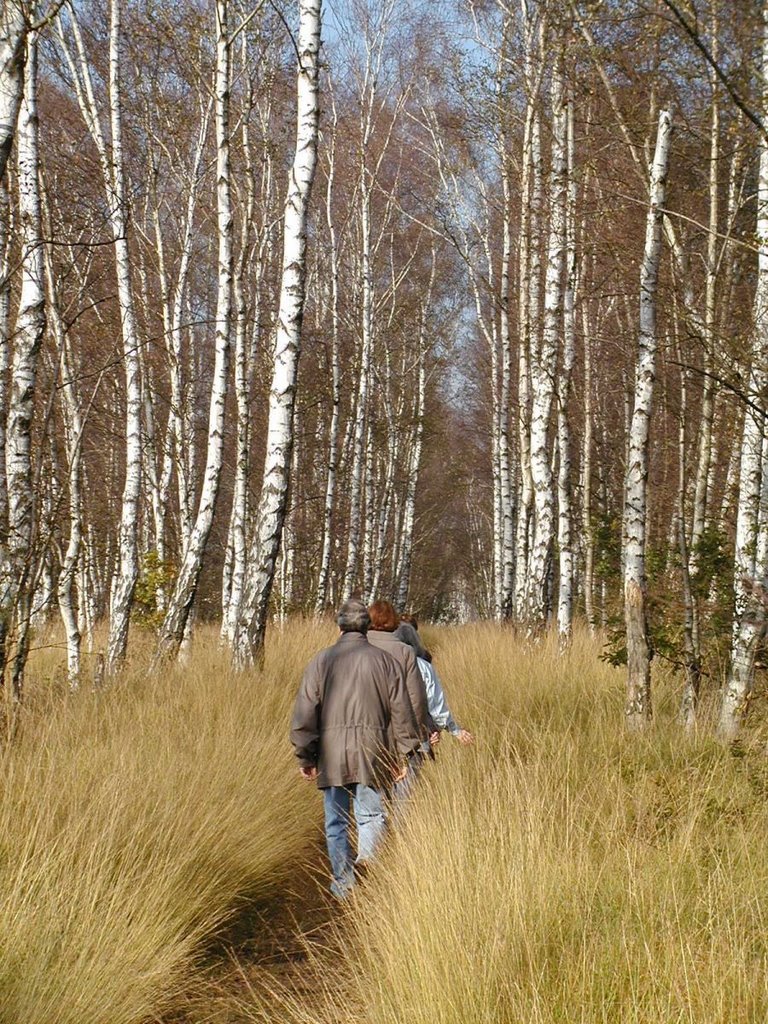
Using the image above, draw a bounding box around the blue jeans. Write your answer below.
[322,784,387,899]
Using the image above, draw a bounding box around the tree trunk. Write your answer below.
[95,0,144,673]
[45,246,82,688]
[526,57,566,630]
[155,0,233,662]
[314,95,341,615]
[623,109,672,730]
[232,0,321,668]
[0,2,26,185]
[5,30,43,699]
[718,4,768,740]
[557,95,577,648]
[581,303,595,633]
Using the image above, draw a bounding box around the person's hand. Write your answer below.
[429,730,440,747]
[393,761,409,784]
[455,729,474,746]
[299,765,318,781]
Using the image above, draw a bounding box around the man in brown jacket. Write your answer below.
[290,597,420,899]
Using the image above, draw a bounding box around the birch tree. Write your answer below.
[232,0,321,668]
[154,0,232,662]
[556,94,577,646]
[57,1,144,671]
[3,26,44,696]
[0,2,26,186]
[718,2,768,740]
[45,245,83,687]
[623,109,672,730]
[314,86,342,615]
[525,52,566,629]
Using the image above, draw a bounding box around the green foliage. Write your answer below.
[132,551,176,631]
[593,511,622,584]
[600,529,735,678]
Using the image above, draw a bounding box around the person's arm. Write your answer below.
[418,657,474,745]
[289,656,322,771]
[403,646,433,740]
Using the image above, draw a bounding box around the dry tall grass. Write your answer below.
[256,625,768,1024]
[7,621,768,1024]
[0,620,335,1024]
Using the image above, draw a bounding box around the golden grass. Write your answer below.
[6,620,768,1024]
[246,624,768,1024]
[0,620,335,1024]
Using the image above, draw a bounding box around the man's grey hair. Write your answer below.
[337,597,370,634]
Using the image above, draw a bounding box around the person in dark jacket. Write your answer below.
[366,600,434,742]
[367,600,438,804]
[394,613,431,663]
[290,598,420,899]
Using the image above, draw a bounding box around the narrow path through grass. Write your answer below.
[172,835,343,1024]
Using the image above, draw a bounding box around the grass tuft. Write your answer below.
[0,623,332,1024]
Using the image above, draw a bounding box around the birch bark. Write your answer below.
[59,2,144,671]
[221,39,258,643]
[526,57,566,629]
[232,0,321,668]
[342,115,373,598]
[514,11,543,619]
[690,30,720,577]
[314,90,341,615]
[155,0,233,662]
[623,109,672,730]
[0,1,26,185]
[0,176,10,669]
[104,0,143,672]
[497,35,514,620]
[5,29,43,697]
[556,96,577,647]
[718,3,768,740]
[395,252,434,610]
[581,303,595,633]
[45,247,82,687]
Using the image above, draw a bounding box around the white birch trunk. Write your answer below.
[581,303,595,633]
[0,2,26,185]
[623,109,672,729]
[5,30,43,697]
[342,160,373,598]
[395,252,434,609]
[0,176,10,663]
[557,96,576,647]
[232,0,321,667]
[676,354,700,730]
[221,40,258,644]
[514,82,540,620]
[498,64,514,620]
[45,248,82,687]
[526,59,566,629]
[314,96,341,614]
[719,5,768,740]
[362,422,376,599]
[155,0,233,661]
[61,0,145,672]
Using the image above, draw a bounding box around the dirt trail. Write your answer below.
[175,837,344,1023]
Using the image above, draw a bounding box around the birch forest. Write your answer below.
[8,3,768,1023]
[1,0,767,741]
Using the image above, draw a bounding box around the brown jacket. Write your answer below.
[366,630,434,740]
[290,632,421,788]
